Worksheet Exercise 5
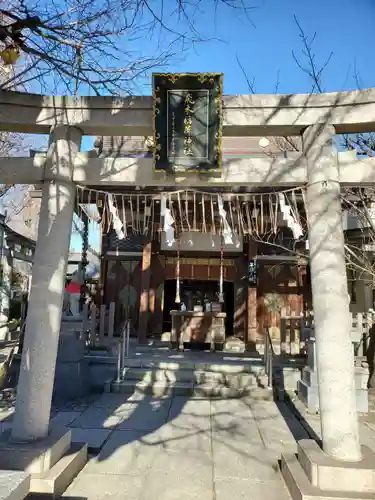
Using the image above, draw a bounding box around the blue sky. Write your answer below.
[66,0,374,250]
[78,0,374,151]
[135,0,375,95]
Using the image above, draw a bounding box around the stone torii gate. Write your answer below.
[1,88,375,499]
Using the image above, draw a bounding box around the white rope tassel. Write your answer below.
[130,196,135,233]
[273,195,278,234]
[193,191,197,231]
[268,195,274,235]
[151,199,156,240]
[185,191,191,232]
[136,195,140,233]
[177,192,184,232]
[219,235,224,303]
[202,194,206,233]
[122,195,127,237]
[210,195,216,234]
[175,238,181,303]
[236,196,245,236]
[245,201,252,235]
[143,196,150,236]
[252,196,259,236]
[229,200,235,234]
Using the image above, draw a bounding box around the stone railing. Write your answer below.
[302,311,375,357]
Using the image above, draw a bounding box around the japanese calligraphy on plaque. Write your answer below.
[152,73,223,172]
[248,260,257,286]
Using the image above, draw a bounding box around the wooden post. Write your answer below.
[99,304,106,344]
[90,303,97,347]
[81,302,89,340]
[108,302,115,343]
[247,238,258,351]
[138,241,152,344]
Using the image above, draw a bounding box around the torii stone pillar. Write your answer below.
[0,234,12,341]
[12,125,82,442]
[303,124,361,461]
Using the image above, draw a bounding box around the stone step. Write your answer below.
[29,443,87,498]
[112,380,189,397]
[193,384,273,400]
[123,357,265,374]
[123,367,263,386]
[111,379,272,399]
[0,471,30,500]
[133,340,248,354]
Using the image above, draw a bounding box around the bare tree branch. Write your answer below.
[291,15,333,94]
[0,0,256,94]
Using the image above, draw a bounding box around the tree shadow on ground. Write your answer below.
[273,367,321,444]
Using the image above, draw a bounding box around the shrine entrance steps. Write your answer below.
[107,348,273,400]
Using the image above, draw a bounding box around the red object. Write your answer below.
[66,282,81,294]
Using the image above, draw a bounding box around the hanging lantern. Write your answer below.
[175,237,181,303]
[0,45,20,65]
[219,234,224,303]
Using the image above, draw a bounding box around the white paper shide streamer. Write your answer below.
[217,195,233,245]
[76,185,309,246]
[108,194,125,240]
[161,194,175,247]
[278,193,303,240]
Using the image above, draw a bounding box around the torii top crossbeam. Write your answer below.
[1,88,375,188]
[1,88,375,136]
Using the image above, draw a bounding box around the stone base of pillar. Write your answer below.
[282,439,375,499]
[0,426,87,497]
[53,324,89,400]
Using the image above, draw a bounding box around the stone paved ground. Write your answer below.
[4,387,375,499]
[58,393,302,500]
[3,388,375,500]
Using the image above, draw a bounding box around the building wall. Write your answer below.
[256,261,308,344]
[4,186,40,242]
[348,268,373,314]
[160,232,243,253]
[104,259,142,329]
[101,232,310,343]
